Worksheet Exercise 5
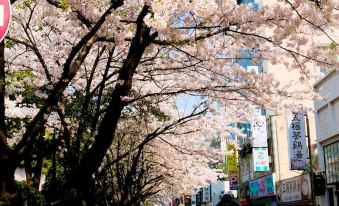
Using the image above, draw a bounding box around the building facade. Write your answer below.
[314,70,339,206]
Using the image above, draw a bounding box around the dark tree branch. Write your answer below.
[74,46,106,161]
[90,47,116,135]
[69,5,156,191]
[284,0,338,45]
[0,42,7,153]
[12,0,124,166]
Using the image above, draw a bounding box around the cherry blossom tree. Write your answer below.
[91,102,222,205]
[0,0,338,204]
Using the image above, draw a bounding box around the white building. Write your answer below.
[314,70,339,206]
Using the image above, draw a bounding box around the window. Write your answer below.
[324,140,339,184]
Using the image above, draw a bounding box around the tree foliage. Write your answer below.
[0,0,338,205]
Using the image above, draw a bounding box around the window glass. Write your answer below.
[324,141,339,184]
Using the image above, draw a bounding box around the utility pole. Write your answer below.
[305,113,315,205]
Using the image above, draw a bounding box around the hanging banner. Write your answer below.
[253,147,269,171]
[287,112,308,170]
[196,191,202,206]
[227,143,238,175]
[249,175,275,199]
[276,174,311,203]
[251,115,268,147]
[191,194,197,206]
[202,186,210,203]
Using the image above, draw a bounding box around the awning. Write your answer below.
[278,201,311,206]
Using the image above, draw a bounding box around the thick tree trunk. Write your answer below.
[24,155,34,187]
[0,40,7,155]
[58,5,158,205]
[0,158,20,205]
[0,38,17,206]
[32,151,43,190]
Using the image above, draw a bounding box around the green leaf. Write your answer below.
[5,40,15,48]
[328,42,337,50]
[7,69,32,81]
[59,0,70,10]
[23,0,32,7]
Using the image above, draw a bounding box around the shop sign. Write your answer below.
[230,176,238,190]
[227,143,238,175]
[276,174,311,203]
[251,115,268,147]
[287,112,308,170]
[202,186,210,202]
[191,194,196,206]
[196,191,202,206]
[253,147,269,171]
[249,175,275,199]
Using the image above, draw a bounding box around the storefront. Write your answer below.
[250,197,277,206]
[249,174,276,206]
[275,174,311,206]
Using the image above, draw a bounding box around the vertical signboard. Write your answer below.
[253,147,269,171]
[196,191,202,206]
[287,112,308,170]
[276,174,311,203]
[251,115,268,147]
[202,186,210,203]
[227,143,238,175]
[230,176,238,190]
[191,194,196,206]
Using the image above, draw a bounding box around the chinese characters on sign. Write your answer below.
[251,115,268,147]
[276,174,311,203]
[287,112,308,170]
[253,147,269,171]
